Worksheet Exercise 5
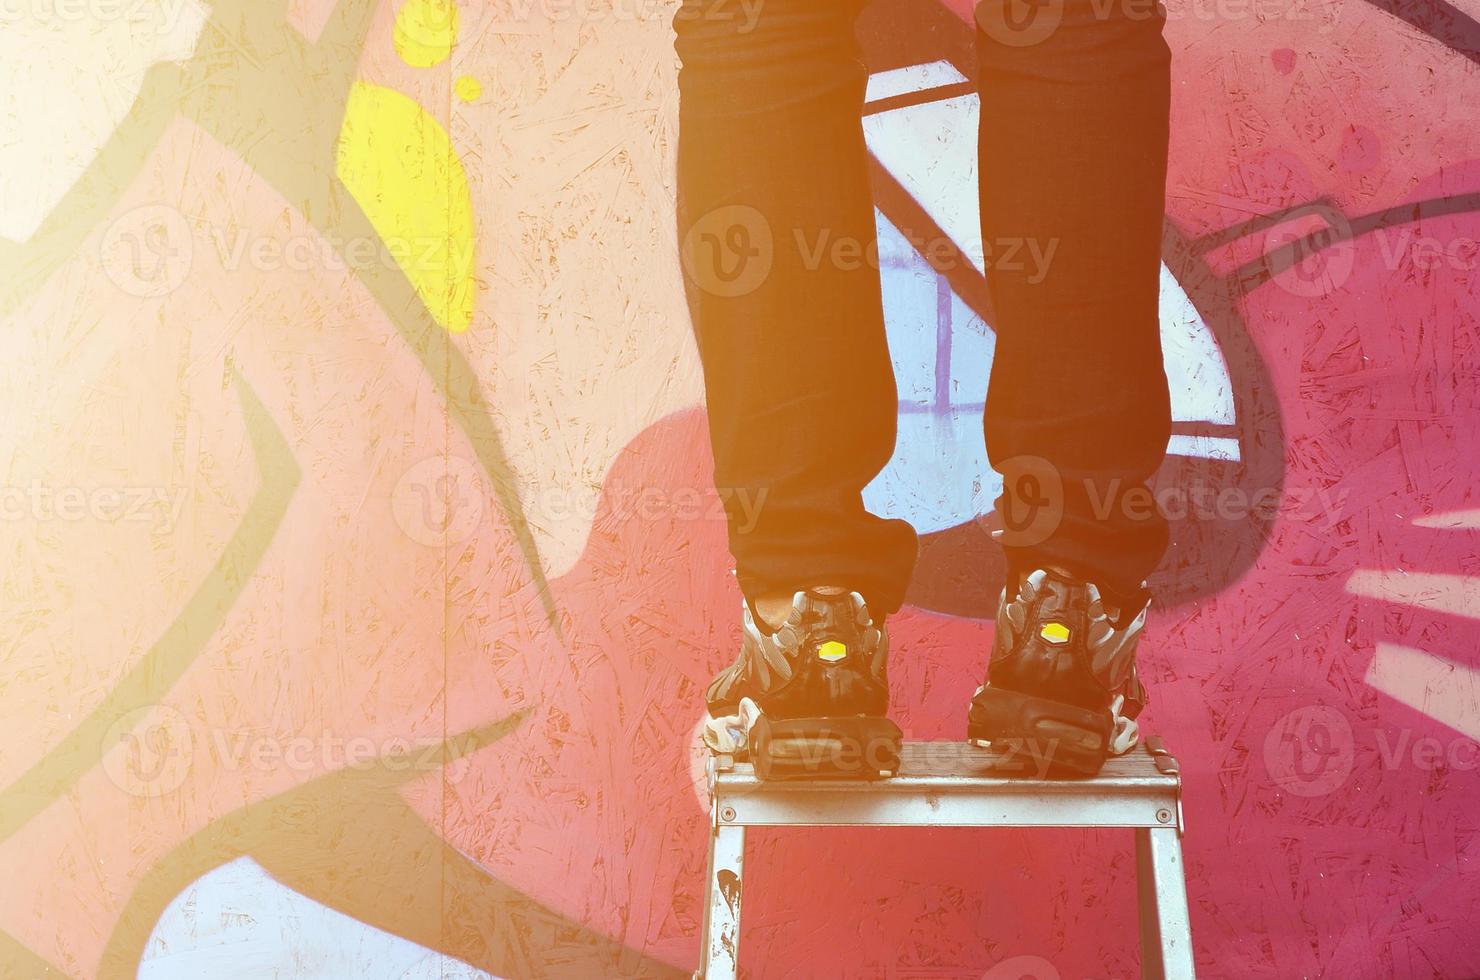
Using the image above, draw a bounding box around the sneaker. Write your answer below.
[703,586,901,780]
[967,567,1149,777]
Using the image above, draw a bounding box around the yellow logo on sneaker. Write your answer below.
[1039,622,1071,645]
[817,641,849,662]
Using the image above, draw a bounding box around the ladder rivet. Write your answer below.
[1156,808,1172,824]
[720,805,737,822]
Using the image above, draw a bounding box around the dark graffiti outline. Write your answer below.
[0,0,561,633]
[94,709,685,980]
[0,370,299,844]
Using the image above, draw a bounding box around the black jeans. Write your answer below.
[675,0,1172,615]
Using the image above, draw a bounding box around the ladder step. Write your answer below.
[709,740,1181,829]
[697,740,1196,979]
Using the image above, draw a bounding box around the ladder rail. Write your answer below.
[695,740,1196,980]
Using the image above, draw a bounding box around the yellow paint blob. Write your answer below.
[393,0,459,68]
[455,75,482,103]
[336,83,475,333]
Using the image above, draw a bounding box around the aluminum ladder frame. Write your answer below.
[696,737,1194,979]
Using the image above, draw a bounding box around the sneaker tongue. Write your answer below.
[1014,566,1141,625]
[794,588,853,637]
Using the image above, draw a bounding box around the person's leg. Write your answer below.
[673,0,918,621]
[675,0,916,778]
[977,0,1172,609]
[967,0,1171,775]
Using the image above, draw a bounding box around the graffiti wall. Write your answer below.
[0,0,1477,976]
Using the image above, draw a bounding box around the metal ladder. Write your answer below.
[696,737,1195,979]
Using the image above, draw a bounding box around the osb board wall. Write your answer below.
[0,0,1477,977]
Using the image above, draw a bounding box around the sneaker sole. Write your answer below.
[706,698,901,781]
[966,685,1132,778]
